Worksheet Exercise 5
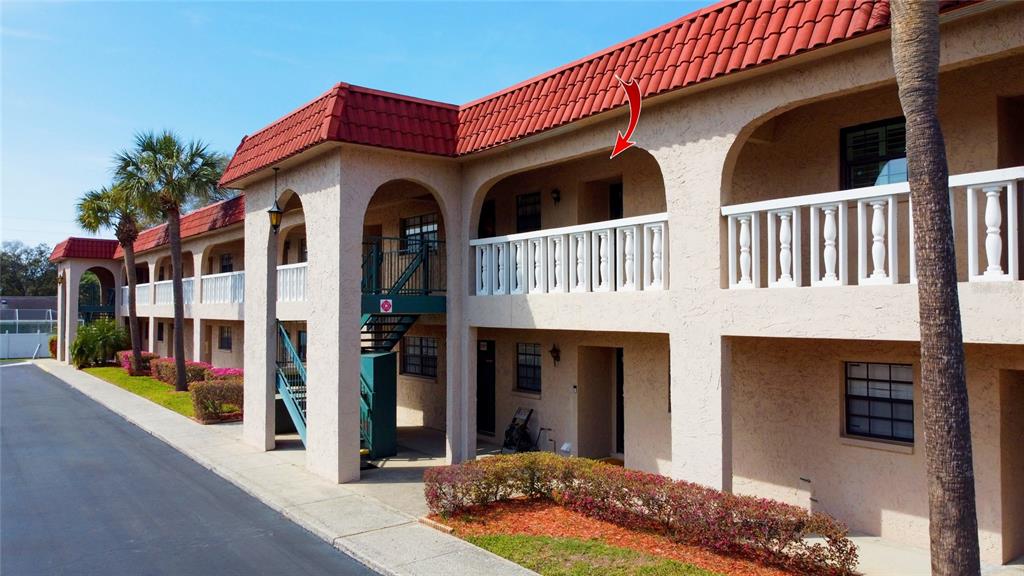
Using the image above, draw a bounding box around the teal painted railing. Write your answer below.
[276,322,307,445]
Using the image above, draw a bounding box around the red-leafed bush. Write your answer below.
[209,367,243,379]
[150,357,212,385]
[189,378,243,423]
[115,350,159,375]
[423,452,857,575]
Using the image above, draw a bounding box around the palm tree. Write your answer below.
[115,131,226,392]
[891,2,979,574]
[77,184,149,374]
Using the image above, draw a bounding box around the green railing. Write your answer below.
[276,322,307,444]
[361,237,445,295]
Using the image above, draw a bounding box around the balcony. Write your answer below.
[722,167,1022,289]
[201,271,245,304]
[153,278,195,305]
[277,263,307,302]
[470,214,668,295]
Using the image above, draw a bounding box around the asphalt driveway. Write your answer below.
[0,364,375,576]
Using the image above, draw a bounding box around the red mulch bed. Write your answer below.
[431,498,793,576]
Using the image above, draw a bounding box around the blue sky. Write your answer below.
[1,1,702,248]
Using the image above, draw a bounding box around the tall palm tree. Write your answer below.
[76,184,149,374]
[891,2,979,574]
[115,131,226,392]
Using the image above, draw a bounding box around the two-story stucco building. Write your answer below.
[51,0,1024,565]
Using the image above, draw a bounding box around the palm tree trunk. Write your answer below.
[891,2,979,574]
[122,239,144,375]
[167,206,188,392]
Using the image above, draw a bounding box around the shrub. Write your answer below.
[70,318,128,368]
[189,378,243,423]
[48,335,58,357]
[209,367,243,379]
[423,453,857,575]
[150,357,212,385]
[115,350,159,375]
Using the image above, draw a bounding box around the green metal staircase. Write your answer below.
[273,237,446,457]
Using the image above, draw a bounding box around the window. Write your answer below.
[845,362,914,443]
[516,343,542,393]
[157,322,164,342]
[401,213,439,250]
[841,117,907,189]
[297,330,307,362]
[219,253,234,273]
[401,336,438,378]
[299,238,307,263]
[218,326,232,351]
[516,192,541,233]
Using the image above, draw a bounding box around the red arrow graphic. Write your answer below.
[610,74,642,159]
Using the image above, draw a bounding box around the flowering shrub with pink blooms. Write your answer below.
[150,357,213,385]
[209,367,244,379]
[115,350,159,374]
[424,452,857,574]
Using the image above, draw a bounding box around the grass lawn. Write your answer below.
[467,534,720,576]
[84,366,194,418]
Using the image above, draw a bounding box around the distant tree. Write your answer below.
[0,241,57,296]
[78,271,101,306]
[891,2,979,574]
[115,131,226,391]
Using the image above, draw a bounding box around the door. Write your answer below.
[477,340,496,435]
[609,182,624,220]
[615,348,624,454]
[478,199,496,239]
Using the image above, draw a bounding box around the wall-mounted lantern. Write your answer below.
[268,167,283,234]
[549,344,561,365]
[550,188,561,205]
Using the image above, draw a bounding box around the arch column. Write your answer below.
[243,196,277,452]
[55,264,66,361]
[62,262,82,364]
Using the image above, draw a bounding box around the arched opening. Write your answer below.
[78,266,116,322]
[357,179,454,468]
[272,189,307,447]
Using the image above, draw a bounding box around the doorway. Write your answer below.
[577,346,622,459]
[477,340,496,435]
[615,348,624,454]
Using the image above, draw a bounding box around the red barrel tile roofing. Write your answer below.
[50,238,120,262]
[220,0,919,186]
[107,195,246,258]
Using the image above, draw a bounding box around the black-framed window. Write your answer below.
[401,213,439,250]
[219,253,234,273]
[516,192,541,233]
[156,322,164,342]
[845,362,914,443]
[841,117,907,189]
[401,336,438,378]
[297,330,307,362]
[516,343,542,393]
[218,326,232,351]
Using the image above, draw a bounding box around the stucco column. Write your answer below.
[63,263,81,364]
[305,182,361,483]
[55,266,65,361]
[446,322,476,463]
[242,202,277,452]
[193,318,203,362]
[193,252,205,307]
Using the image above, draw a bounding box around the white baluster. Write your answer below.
[983,186,1004,276]
[778,212,793,283]
[575,236,585,289]
[552,237,562,291]
[623,228,635,288]
[598,233,609,289]
[738,215,752,286]
[651,225,663,289]
[495,244,506,294]
[513,242,523,293]
[822,206,838,282]
[532,240,543,292]
[870,200,887,279]
[479,246,490,295]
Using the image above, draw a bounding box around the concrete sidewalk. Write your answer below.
[34,360,534,576]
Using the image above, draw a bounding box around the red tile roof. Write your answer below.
[221,0,913,185]
[111,195,245,258]
[49,238,119,262]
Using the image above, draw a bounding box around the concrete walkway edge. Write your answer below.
[34,360,535,576]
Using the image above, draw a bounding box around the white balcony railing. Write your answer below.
[136,283,151,306]
[153,279,196,305]
[277,263,307,302]
[722,166,1022,289]
[470,213,668,295]
[120,286,129,313]
[201,271,245,304]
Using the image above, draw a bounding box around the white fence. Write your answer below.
[0,309,55,358]
[136,283,151,305]
[201,271,245,304]
[277,263,307,302]
[722,167,1022,289]
[470,214,668,295]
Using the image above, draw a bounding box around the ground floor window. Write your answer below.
[845,361,914,443]
[157,322,164,341]
[218,326,232,351]
[401,336,437,377]
[516,343,542,392]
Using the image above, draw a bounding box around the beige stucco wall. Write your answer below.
[475,328,670,474]
[207,320,244,368]
[1001,368,1024,562]
[394,318,447,431]
[729,337,1024,564]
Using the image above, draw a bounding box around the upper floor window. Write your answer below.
[401,213,439,250]
[218,326,232,351]
[841,117,907,189]
[219,253,234,273]
[845,361,914,443]
[516,343,542,393]
[516,192,541,233]
[401,336,438,378]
